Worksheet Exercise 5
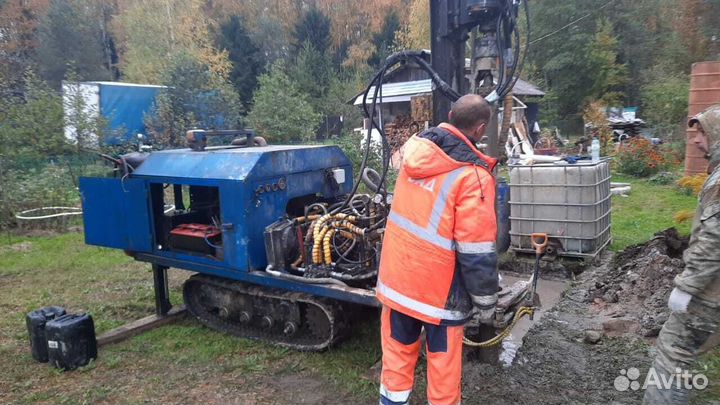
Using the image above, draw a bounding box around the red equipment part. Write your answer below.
[169,223,221,255]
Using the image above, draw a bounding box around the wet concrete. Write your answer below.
[498,273,569,366]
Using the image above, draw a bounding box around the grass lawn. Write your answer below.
[0,170,711,404]
[610,173,698,250]
[0,234,380,404]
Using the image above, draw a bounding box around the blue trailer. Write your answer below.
[63,81,163,146]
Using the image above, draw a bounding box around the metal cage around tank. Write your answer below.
[508,159,612,258]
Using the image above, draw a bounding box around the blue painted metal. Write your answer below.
[134,252,377,306]
[79,177,153,252]
[496,178,511,254]
[94,82,163,145]
[79,144,376,306]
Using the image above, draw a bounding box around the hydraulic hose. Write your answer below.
[264,268,348,287]
[361,168,386,194]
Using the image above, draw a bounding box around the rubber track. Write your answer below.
[183,274,350,351]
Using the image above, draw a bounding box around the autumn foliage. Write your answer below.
[677,174,709,196]
[616,137,677,177]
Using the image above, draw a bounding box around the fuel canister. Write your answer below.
[26,306,66,362]
[45,313,97,370]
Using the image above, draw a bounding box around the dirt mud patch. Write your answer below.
[459,252,653,405]
[0,241,33,253]
[588,228,687,337]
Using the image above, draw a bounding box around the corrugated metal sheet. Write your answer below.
[87,81,166,88]
[353,79,433,105]
[353,78,544,105]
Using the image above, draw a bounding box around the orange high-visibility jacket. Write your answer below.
[377,123,499,325]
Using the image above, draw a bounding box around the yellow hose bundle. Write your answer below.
[309,213,359,265]
[323,229,336,264]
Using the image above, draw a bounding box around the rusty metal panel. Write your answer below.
[686,61,720,175]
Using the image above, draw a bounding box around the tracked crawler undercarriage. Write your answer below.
[183,275,351,351]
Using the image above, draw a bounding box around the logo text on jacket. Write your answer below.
[408,177,436,193]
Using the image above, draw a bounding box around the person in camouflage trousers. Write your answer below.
[643,105,720,404]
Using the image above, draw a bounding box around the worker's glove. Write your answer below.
[472,294,498,325]
[668,287,692,313]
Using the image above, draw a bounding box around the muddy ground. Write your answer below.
[455,229,715,405]
[459,251,652,405]
[4,230,718,404]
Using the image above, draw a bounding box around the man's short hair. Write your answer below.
[449,94,492,131]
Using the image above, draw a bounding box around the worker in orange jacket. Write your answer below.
[376,94,499,405]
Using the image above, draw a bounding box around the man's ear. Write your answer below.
[475,122,487,137]
[448,110,454,122]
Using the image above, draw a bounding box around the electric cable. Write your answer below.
[529,0,616,45]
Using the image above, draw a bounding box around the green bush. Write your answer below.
[329,131,397,193]
[0,155,108,230]
[648,171,678,185]
[616,138,675,177]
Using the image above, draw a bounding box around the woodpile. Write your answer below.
[384,115,422,153]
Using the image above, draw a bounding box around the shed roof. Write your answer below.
[352,78,544,105]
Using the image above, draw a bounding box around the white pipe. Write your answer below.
[518,154,561,163]
[15,207,82,220]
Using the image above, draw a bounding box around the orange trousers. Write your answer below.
[380,306,464,405]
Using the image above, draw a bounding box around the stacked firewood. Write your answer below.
[384,115,421,153]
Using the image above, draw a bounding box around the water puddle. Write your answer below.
[498,273,569,367]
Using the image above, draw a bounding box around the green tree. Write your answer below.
[529,0,596,127]
[251,14,290,64]
[323,75,363,128]
[292,7,331,55]
[145,53,243,148]
[0,70,65,159]
[36,0,110,87]
[247,63,321,142]
[217,15,266,110]
[369,11,400,68]
[640,70,689,132]
[290,41,334,113]
[62,67,111,150]
[701,0,720,59]
[585,18,627,105]
[289,8,337,116]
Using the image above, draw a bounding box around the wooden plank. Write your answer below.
[97,306,187,347]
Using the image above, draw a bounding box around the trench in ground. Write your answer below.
[497,272,569,366]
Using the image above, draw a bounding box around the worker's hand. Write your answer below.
[668,287,692,313]
[472,294,498,325]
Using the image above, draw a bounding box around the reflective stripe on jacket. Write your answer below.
[377,123,499,325]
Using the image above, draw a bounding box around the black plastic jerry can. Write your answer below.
[45,313,97,370]
[26,306,66,362]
